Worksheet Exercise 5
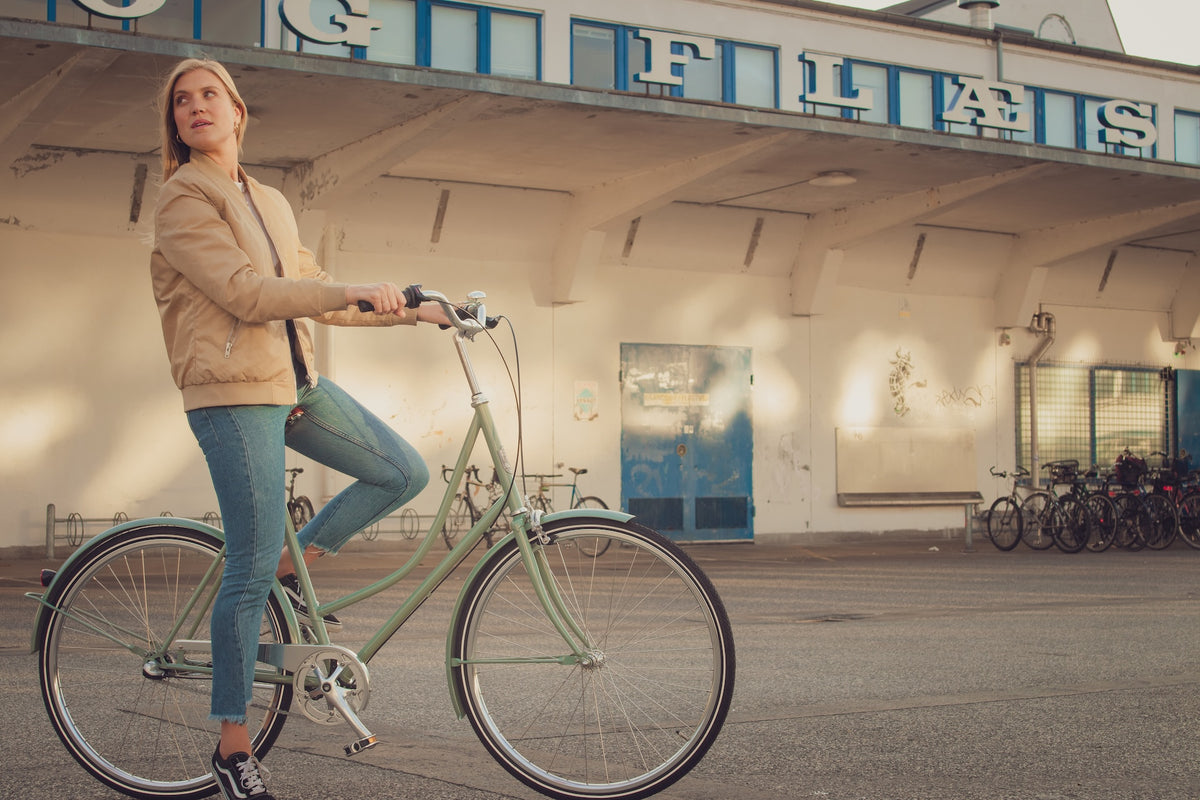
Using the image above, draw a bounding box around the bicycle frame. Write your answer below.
[30,291,633,718]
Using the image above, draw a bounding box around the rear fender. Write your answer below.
[28,517,226,653]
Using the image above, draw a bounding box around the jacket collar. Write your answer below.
[187,150,248,188]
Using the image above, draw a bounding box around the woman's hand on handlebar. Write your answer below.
[346,282,408,316]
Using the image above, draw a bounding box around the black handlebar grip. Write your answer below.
[356,284,424,314]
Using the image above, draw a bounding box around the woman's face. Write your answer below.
[171,68,242,160]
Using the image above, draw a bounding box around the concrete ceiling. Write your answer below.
[3,18,1200,331]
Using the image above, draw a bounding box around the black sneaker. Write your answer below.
[279,573,342,629]
[212,747,275,800]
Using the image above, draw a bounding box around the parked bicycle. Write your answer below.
[28,287,735,800]
[986,465,1028,551]
[285,466,315,531]
[987,462,1095,554]
[527,466,610,556]
[440,464,510,550]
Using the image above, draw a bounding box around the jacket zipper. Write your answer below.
[224,320,241,358]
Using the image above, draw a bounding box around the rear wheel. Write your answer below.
[451,517,734,800]
[1053,496,1087,553]
[37,526,293,800]
[1082,493,1118,552]
[571,495,612,557]
[1141,493,1178,550]
[1112,494,1149,550]
[1020,492,1057,550]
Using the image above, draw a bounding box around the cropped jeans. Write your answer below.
[187,378,428,723]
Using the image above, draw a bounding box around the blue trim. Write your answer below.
[477,7,490,74]
[47,0,55,22]
[193,0,201,40]
[416,0,431,65]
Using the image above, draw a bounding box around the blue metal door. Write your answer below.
[620,343,753,542]
[1177,369,1200,462]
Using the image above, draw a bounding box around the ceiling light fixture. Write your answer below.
[808,170,857,187]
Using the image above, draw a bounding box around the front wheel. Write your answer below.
[1177,492,1200,549]
[37,526,293,800]
[986,497,1022,551]
[442,494,473,550]
[450,518,735,800]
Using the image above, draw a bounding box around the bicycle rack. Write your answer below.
[43,504,221,558]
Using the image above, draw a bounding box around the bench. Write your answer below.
[835,427,984,548]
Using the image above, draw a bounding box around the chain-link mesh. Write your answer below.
[1016,363,1172,475]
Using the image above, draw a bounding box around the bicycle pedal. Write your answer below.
[345,735,379,756]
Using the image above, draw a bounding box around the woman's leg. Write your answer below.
[187,404,290,748]
[285,378,428,555]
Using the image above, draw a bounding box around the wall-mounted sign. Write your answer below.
[62,1,1162,152]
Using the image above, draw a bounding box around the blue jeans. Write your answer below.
[187,378,427,723]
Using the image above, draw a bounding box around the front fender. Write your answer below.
[28,517,226,653]
[443,507,634,716]
[541,507,633,525]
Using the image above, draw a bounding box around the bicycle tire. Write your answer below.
[289,495,315,531]
[1020,492,1057,550]
[986,497,1022,551]
[442,494,473,550]
[450,517,735,800]
[1082,493,1117,553]
[1053,495,1088,553]
[1112,494,1148,550]
[1177,491,1200,550]
[38,525,293,800]
[571,495,612,557]
[1141,493,1178,550]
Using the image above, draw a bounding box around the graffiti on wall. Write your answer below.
[934,384,996,409]
[888,349,926,417]
[887,348,995,418]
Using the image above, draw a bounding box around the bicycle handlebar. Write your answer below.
[356,285,500,335]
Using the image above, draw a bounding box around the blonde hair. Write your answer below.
[158,58,248,181]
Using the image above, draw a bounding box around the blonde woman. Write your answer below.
[151,58,448,800]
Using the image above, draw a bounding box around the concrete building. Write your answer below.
[1,0,1198,554]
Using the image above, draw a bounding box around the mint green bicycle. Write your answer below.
[28,288,735,800]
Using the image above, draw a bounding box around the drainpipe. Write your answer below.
[1027,311,1056,485]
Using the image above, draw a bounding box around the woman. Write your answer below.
[150,58,447,800]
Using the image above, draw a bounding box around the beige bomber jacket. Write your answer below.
[150,152,413,412]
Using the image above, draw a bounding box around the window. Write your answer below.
[734,45,776,108]
[850,63,888,124]
[365,0,418,66]
[1175,110,1200,165]
[430,4,477,72]
[1083,96,1110,153]
[292,1,539,79]
[571,20,778,108]
[898,71,933,129]
[827,61,941,130]
[571,24,616,89]
[1042,91,1078,148]
[1016,363,1170,473]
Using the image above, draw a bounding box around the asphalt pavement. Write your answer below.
[3,531,1198,800]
